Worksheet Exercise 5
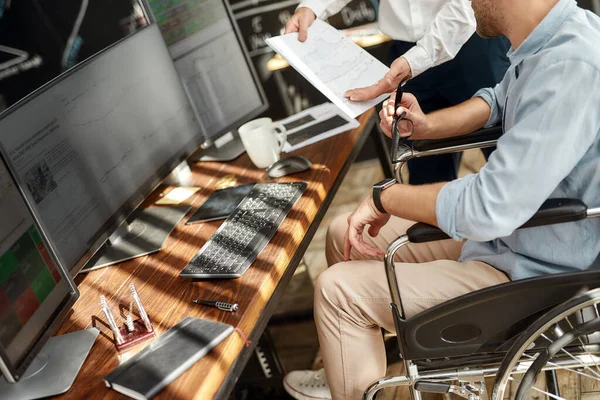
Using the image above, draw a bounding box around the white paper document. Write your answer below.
[266,20,390,119]
[281,102,359,152]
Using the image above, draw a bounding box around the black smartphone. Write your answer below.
[186,183,256,224]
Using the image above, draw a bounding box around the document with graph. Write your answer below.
[266,20,390,118]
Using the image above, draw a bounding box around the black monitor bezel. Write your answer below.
[0,154,79,383]
[0,23,207,276]
[149,0,269,149]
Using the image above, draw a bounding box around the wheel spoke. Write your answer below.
[587,304,600,374]
[565,315,588,348]
[496,295,600,400]
[522,352,600,382]
[508,376,566,400]
[542,333,600,380]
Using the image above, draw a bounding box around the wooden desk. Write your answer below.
[55,109,376,400]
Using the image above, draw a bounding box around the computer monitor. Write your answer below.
[0,24,203,274]
[146,0,269,161]
[0,0,150,112]
[0,155,96,398]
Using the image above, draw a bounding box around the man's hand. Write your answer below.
[345,57,412,101]
[284,7,317,42]
[344,195,391,261]
[379,92,430,139]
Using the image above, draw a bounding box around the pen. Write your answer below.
[391,80,404,161]
[391,78,413,163]
[193,299,239,312]
[394,80,404,116]
[392,78,409,136]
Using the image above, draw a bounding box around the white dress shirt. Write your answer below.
[297,0,476,77]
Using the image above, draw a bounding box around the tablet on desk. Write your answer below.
[186,183,256,224]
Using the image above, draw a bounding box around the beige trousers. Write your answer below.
[315,214,510,400]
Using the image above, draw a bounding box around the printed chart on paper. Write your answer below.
[267,19,390,118]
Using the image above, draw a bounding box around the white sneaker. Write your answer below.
[283,368,332,400]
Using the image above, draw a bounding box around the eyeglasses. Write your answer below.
[390,80,414,163]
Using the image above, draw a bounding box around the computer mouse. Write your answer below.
[266,156,312,178]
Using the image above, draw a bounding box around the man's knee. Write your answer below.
[325,213,350,266]
[314,261,394,333]
[314,263,348,311]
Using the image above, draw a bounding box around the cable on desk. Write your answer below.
[235,327,252,348]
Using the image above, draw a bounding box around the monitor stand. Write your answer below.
[192,131,246,162]
[82,204,191,272]
[82,162,194,272]
[0,328,98,400]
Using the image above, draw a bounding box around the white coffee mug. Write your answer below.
[238,118,287,169]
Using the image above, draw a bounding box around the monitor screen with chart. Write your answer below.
[0,155,77,382]
[147,0,268,146]
[0,23,202,275]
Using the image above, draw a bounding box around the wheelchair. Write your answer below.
[364,126,600,400]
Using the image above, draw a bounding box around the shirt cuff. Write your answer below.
[402,45,433,79]
[473,88,499,128]
[435,175,477,241]
[297,1,328,19]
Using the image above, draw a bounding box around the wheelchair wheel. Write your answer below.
[493,288,600,400]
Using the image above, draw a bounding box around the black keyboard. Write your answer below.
[180,182,307,279]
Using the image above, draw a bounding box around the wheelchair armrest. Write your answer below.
[406,198,588,243]
[411,125,502,153]
[407,224,450,243]
[520,198,588,228]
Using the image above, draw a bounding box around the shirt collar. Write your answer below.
[508,0,577,66]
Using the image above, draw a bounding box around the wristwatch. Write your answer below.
[372,178,396,214]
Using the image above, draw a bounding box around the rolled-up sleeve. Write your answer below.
[403,0,475,77]
[474,79,508,128]
[436,60,600,241]
[436,174,476,240]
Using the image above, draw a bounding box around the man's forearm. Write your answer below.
[380,182,446,227]
[425,97,492,140]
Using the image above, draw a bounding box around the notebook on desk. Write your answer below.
[104,317,234,400]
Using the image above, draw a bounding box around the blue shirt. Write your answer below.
[436,0,600,280]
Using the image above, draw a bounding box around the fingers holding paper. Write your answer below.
[284,7,317,42]
[268,19,392,118]
[345,57,412,101]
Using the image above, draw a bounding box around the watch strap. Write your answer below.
[372,178,395,214]
[373,190,388,214]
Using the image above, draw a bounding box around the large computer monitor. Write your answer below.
[0,24,203,274]
[0,155,96,398]
[0,0,150,112]
[147,0,269,161]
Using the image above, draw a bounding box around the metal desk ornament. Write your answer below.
[100,283,155,352]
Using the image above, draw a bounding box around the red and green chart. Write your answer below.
[0,225,61,349]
